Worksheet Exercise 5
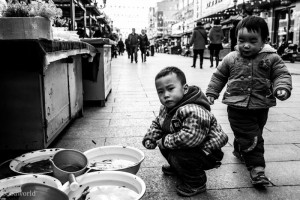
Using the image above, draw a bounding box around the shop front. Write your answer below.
[196,0,300,60]
[273,2,300,47]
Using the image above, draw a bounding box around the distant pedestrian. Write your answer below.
[183,45,191,57]
[110,33,118,59]
[230,20,240,51]
[208,19,224,68]
[117,38,125,55]
[125,38,131,59]
[150,39,155,56]
[155,42,159,53]
[189,21,208,69]
[139,29,150,62]
[127,28,140,63]
[143,67,228,197]
[206,16,292,186]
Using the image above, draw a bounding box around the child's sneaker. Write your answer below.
[162,164,176,176]
[232,150,245,163]
[250,167,270,186]
[176,182,206,197]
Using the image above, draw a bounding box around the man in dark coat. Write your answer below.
[127,28,140,63]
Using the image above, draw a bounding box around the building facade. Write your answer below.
[193,0,300,47]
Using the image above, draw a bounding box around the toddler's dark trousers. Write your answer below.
[227,106,269,170]
[159,147,218,188]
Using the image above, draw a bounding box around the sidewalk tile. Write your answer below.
[83,111,155,119]
[112,106,157,112]
[105,136,145,149]
[264,131,300,144]
[137,167,178,192]
[190,186,300,200]
[264,144,300,161]
[286,112,300,120]
[265,121,300,132]
[69,118,110,129]
[105,102,151,106]
[114,98,150,102]
[267,114,298,122]
[267,161,300,185]
[141,192,190,200]
[50,138,105,152]
[109,119,151,127]
[141,150,168,168]
[206,164,251,189]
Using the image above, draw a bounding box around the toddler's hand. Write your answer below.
[145,140,156,149]
[207,96,215,105]
[276,89,288,101]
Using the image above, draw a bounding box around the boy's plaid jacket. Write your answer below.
[142,86,228,152]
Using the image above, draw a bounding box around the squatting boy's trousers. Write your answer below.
[227,106,269,170]
[159,147,223,188]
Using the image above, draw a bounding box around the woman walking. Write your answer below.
[208,19,224,68]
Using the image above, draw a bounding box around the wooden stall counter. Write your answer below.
[80,38,116,106]
[0,39,97,151]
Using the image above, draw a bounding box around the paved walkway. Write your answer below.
[51,53,300,200]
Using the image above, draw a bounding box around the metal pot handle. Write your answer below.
[68,173,79,191]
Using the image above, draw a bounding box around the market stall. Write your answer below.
[0,39,97,150]
[81,38,115,106]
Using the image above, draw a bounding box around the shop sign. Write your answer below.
[199,0,245,19]
[201,0,234,18]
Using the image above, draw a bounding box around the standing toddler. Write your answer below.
[206,16,292,186]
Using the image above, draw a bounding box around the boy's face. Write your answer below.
[155,73,188,109]
[237,28,265,58]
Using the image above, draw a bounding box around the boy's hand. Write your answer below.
[207,96,215,105]
[276,89,288,101]
[145,140,156,149]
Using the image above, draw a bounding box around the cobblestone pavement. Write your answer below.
[50,53,300,199]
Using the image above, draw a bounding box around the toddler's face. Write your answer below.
[237,28,265,58]
[155,73,188,109]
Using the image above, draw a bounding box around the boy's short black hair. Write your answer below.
[155,67,186,85]
[235,16,269,42]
